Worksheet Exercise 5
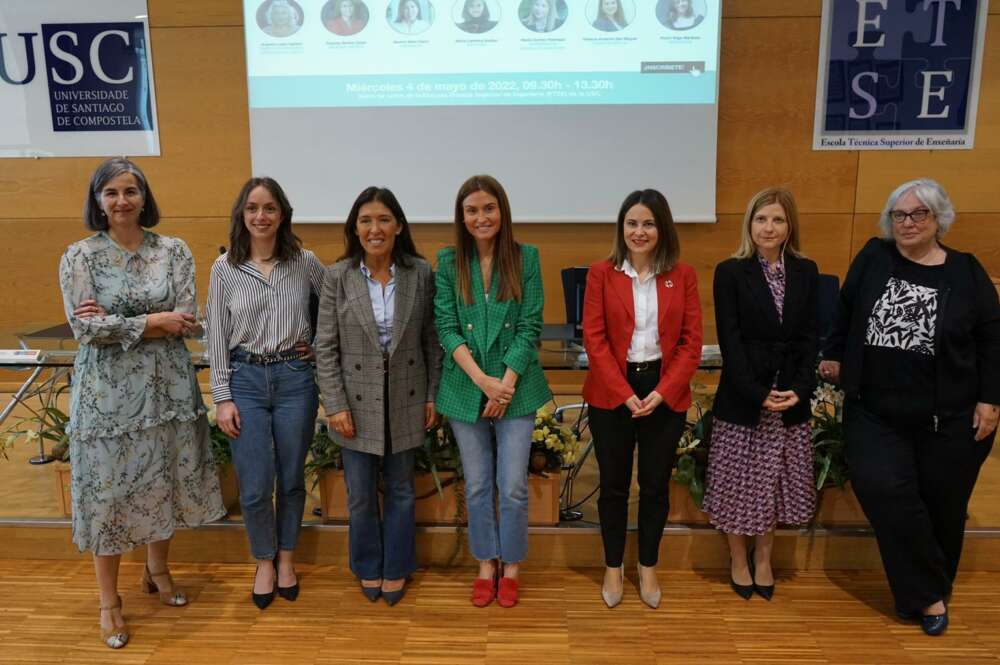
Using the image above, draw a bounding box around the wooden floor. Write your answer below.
[1,560,999,664]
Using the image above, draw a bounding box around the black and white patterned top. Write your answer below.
[865,277,938,356]
[861,254,944,421]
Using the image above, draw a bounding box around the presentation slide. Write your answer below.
[246,0,718,108]
[243,0,721,223]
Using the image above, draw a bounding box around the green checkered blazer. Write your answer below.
[434,243,552,424]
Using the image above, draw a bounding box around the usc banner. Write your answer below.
[813,0,988,151]
[0,0,159,157]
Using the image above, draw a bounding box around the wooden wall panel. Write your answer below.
[716,17,858,214]
[149,0,243,27]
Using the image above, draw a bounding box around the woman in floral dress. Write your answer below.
[703,187,818,601]
[59,158,225,649]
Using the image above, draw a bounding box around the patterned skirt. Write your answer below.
[702,410,816,535]
[70,416,226,555]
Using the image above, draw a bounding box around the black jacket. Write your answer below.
[712,253,819,426]
[823,237,1000,414]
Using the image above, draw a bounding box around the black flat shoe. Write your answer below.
[251,564,276,610]
[748,548,774,601]
[730,577,754,600]
[921,610,949,636]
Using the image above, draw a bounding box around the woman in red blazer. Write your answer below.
[582,189,703,608]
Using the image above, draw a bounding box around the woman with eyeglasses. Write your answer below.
[819,179,1000,636]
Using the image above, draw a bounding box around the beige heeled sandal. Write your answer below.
[140,564,188,606]
[99,595,129,649]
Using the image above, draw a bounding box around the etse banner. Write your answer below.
[0,0,159,158]
[813,0,988,151]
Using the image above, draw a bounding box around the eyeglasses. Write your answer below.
[889,208,932,224]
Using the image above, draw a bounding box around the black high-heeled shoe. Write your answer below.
[251,563,276,610]
[275,559,300,601]
[730,567,754,601]
[748,548,774,601]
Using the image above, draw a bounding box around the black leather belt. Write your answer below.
[231,348,302,365]
[626,359,662,373]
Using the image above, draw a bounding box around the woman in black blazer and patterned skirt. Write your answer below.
[703,187,819,601]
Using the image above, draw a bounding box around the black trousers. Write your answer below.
[589,365,686,568]
[844,400,993,612]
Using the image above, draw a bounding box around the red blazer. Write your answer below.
[581,259,703,411]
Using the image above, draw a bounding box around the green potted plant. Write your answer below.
[205,404,240,513]
[810,377,865,524]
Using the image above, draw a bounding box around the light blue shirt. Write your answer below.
[360,261,396,352]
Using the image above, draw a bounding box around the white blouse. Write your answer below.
[617,259,661,362]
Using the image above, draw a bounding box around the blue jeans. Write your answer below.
[342,447,417,581]
[229,357,318,560]
[450,415,534,563]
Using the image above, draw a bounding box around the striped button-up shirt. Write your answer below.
[206,249,326,403]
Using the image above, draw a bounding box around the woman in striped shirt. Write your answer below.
[207,177,325,609]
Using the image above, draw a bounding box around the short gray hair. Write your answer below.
[878,178,955,240]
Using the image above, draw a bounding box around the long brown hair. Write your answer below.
[453,175,522,305]
[608,189,680,275]
[227,177,302,265]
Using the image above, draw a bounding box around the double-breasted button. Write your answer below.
[467,323,473,330]
[504,322,511,329]
[355,394,362,401]
[408,358,415,366]
[355,363,362,370]
[409,389,415,396]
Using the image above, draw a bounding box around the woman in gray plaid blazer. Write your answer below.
[314,187,442,606]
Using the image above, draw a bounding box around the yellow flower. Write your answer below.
[25,430,39,441]
[206,404,218,426]
[532,429,545,442]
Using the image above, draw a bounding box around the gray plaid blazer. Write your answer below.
[314,257,442,456]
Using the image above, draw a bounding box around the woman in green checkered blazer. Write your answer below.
[434,174,552,608]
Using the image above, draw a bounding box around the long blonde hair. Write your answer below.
[732,187,803,259]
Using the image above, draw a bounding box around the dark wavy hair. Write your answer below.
[226,177,302,265]
[608,189,680,275]
[338,186,422,267]
[84,157,160,231]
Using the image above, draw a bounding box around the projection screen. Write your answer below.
[244,0,720,222]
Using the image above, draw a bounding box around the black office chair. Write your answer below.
[560,267,588,339]
[816,273,840,348]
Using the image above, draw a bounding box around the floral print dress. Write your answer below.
[59,231,225,554]
[702,255,816,535]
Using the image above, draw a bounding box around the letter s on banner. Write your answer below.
[849,71,879,119]
[91,30,133,84]
[48,31,84,85]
